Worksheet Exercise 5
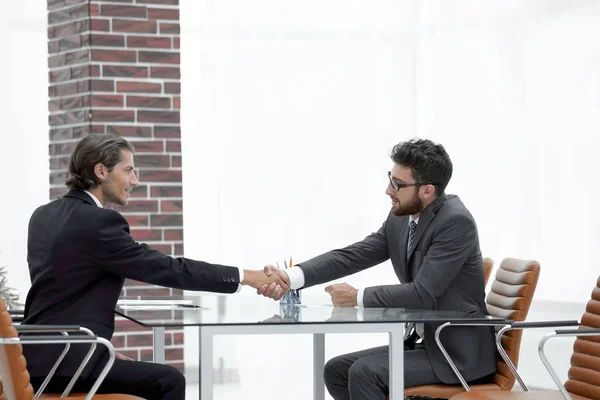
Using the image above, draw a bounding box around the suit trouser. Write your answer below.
[324,343,442,400]
[30,359,185,400]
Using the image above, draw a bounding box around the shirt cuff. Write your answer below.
[283,266,305,290]
[235,267,244,293]
[357,288,364,307]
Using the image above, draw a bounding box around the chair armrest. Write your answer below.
[555,327,600,335]
[16,325,81,333]
[536,329,600,400]
[434,319,579,392]
[16,335,98,342]
[444,320,514,326]
[0,335,115,400]
[511,320,579,329]
[17,326,96,398]
[433,320,512,391]
[8,310,25,323]
[489,319,580,391]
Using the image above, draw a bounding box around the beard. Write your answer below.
[102,176,127,206]
[391,191,423,216]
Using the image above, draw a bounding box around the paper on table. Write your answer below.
[117,299,195,306]
[118,304,205,311]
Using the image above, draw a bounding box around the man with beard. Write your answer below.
[260,138,496,400]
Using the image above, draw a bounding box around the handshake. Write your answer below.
[242,265,291,300]
[242,264,360,307]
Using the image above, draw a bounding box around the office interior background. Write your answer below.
[1,0,599,398]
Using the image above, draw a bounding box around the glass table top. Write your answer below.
[115,295,510,327]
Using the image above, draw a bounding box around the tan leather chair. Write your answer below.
[402,258,541,399]
[0,299,141,400]
[450,276,600,400]
[484,257,494,287]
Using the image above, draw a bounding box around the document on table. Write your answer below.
[117,299,205,310]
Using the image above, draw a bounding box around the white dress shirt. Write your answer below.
[83,190,104,208]
[82,190,244,290]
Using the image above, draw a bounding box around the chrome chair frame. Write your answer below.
[0,331,114,400]
[433,319,579,392]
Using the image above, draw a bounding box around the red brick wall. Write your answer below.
[47,0,184,372]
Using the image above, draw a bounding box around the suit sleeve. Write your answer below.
[95,210,240,293]
[299,216,390,288]
[363,214,477,308]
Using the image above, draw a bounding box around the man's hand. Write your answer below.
[327,306,359,322]
[325,283,358,307]
[115,352,134,361]
[256,265,291,300]
[243,267,290,300]
[261,314,285,323]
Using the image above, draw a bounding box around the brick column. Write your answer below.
[48,0,184,372]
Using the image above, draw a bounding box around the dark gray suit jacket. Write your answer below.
[298,194,496,383]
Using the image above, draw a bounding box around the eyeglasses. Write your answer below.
[387,171,437,191]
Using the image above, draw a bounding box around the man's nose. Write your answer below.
[131,171,140,187]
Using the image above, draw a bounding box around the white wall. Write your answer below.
[180,2,416,396]
[0,0,49,304]
[178,0,600,395]
[418,0,600,304]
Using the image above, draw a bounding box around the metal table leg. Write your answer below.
[199,326,214,400]
[388,324,404,400]
[313,333,326,400]
[153,326,166,364]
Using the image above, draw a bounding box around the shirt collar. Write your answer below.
[83,190,103,208]
[409,216,419,225]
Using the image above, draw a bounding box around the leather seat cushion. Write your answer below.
[450,390,592,400]
[39,394,143,399]
[404,383,503,398]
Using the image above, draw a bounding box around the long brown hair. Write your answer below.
[66,134,135,190]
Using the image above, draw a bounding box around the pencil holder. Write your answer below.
[280,288,301,305]
[278,302,301,322]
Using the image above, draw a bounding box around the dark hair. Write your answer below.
[66,134,135,190]
[390,138,453,196]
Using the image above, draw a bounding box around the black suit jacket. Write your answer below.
[298,194,496,383]
[23,189,240,378]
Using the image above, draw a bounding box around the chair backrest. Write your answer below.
[0,298,34,400]
[485,258,540,390]
[564,276,600,400]
[483,257,493,287]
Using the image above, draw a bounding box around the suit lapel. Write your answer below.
[397,218,410,282]
[406,194,447,262]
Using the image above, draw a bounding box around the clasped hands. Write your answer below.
[245,265,359,306]
[242,266,290,300]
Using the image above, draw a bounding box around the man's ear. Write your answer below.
[93,163,107,182]
[422,184,436,199]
